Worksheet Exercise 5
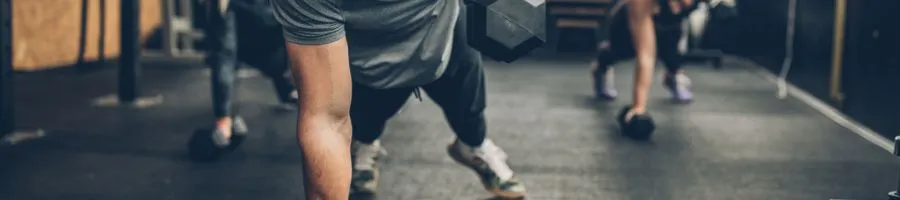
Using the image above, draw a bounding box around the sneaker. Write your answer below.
[663,73,693,102]
[277,90,298,110]
[350,140,387,195]
[232,116,248,136]
[592,66,618,100]
[447,139,526,198]
[211,116,248,150]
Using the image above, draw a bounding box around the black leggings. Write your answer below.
[595,14,684,75]
[205,5,294,118]
[351,4,487,147]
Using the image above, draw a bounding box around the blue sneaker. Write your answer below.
[663,73,693,102]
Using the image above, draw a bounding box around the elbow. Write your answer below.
[298,105,350,128]
[296,101,352,140]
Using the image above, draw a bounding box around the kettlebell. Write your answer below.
[617,106,656,140]
[188,129,226,162]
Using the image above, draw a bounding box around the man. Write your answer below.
[204,0,296,149]
[270,0,525,199]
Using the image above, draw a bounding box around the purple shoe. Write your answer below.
[593,68,618,100]
[664,73,693,102]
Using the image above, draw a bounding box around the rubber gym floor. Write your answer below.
[0,55,896,200]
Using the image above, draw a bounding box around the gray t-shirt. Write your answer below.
[270,0,460,89]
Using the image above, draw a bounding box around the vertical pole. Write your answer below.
[162,0,175,56]
[99,0,106,61]
[119,0,140,104]
[829,0,847,106]
[0,0,14,136]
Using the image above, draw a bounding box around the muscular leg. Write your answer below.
[421,3,525,198]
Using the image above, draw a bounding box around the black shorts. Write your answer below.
[600,13,684,61]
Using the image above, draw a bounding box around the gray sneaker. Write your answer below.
[592,64,618,100]
[350,140,386,195]
[663,73,693,102]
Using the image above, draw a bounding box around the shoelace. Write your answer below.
[353,141,387,170]
[474,140,514,181]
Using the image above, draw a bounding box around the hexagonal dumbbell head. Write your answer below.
[467,0,547,62]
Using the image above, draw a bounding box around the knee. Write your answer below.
[295,87,351,129]
[297,101,352,140]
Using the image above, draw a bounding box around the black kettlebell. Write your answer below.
[188,129,249,162]
[188,129,226,162]
[617,106,656,140]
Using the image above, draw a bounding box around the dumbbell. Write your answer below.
[888,136,900,200]
[188,116,248,162]
[467,0,546,63]
[617,106,656,140]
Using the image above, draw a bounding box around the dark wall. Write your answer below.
[841,0,900,138]
[728,0,835,103]
[791,0,836,103]
[727,0,787,61]
[732,0,900,138]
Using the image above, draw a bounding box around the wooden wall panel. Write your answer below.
[12,0,162,71]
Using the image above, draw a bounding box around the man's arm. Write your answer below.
[270,1,352,200]
[287,38,352,200]
[627,0,657,114]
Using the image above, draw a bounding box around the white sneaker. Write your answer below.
[447,139,526,198]
[350,140,386,194]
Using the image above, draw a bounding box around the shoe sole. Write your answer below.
[350,168,379,195]
[663,83,693,103]
[446,145,526,199]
